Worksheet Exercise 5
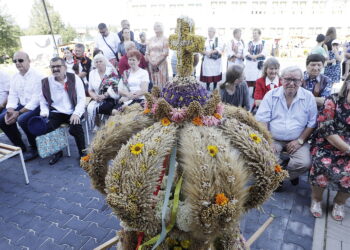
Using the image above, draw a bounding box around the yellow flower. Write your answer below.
[148,149,157,156]
[143,108,150,114]
[120,158,127,166]
[165,237,178,246]
[130,143,144,155]
[81,153,91,162]
[215,193,229,206]
[181,240,191,249]
[140,164,148,172]
[275,164,282,173]
[213,113,222,120]
[161,117,171,126]
[207,145,218,157]
[112,172,120,180]
[109,186,118,193]
[107,121,115,128]
[192,116,203,126]
[154,137,161,143]
[250,133,261,143]
[174,247,182,250]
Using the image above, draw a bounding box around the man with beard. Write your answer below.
[0,51,43,161]
[39,57,86,165]
[256,66,317,189]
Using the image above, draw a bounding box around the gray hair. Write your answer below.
[154,22,163,31]
[262,57,280,78]
[280,66,303,79]
[124,41,136,51]
[208,27,216,32]
[75,43,85,51]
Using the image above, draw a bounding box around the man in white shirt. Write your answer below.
[0,70,11,113]
[39,57,86,165]
[0,51,42,161]
[95,23,120,68]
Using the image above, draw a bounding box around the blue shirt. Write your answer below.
[256,86,317,141]
[303,72,332,97]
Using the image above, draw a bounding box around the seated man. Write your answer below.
[39,57,86,165]
[256,66,318,189]
[303,54,332,108]
[118,41,147,75]
[0,51,42,161]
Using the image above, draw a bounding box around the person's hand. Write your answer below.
[5,110,19,125]
[286,140,302,155]
[69,114,80,125]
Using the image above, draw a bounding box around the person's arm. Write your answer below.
[70,77,86,125]
[23,73,43,111]
[334,50,343,62]
[156,38,169,66]
[39,88,49,117]
[255,91,273,123]
[253,78,265,106]
[241,82,250,111]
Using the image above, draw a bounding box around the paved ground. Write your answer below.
[0,133,316,250]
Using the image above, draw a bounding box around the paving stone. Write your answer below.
[85,197,106,210]
[38,238,71,250]
[80,223,110,242]
[21,216,52,236]
[80,237,98,250]
[65,203,93,220]
[46,209,73,227]
[13,199,39,212]
[63,216,92,233]
[284,229,312,249]
[29,204,55,219]
[7,211,34,226]
[281,242,305,250]
[0,222,27,242]
[0,205,21,221]
[1,195,24,207]
[16,231,49,249]
[83,209,109,226]
[0,237,18,250]
[59,192,91,207]
[101,214,121,230]
[40,223,71,241]
[58,230,90,249]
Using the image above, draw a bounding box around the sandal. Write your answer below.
[310,200,322,218]
[332,203,345,221]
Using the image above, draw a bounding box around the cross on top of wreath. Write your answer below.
[168,16,205,78]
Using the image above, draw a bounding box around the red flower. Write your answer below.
[321,157,332,167]
[310,166,315,175]
[316,175,328,188]
[324,99,335,110]
[323,109,335,119]
[317,115,326,122]
[340,176,350,188]
[311,147,318,156]
[344,163,350,172]
[346,117,350,124]
[316,138,324,143]
[332,167,340,174]
[344,103,350,110]
[337,159,345,165]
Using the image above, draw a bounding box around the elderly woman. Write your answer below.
[87,54,120,128]
[253,57,281,107]
[145,22,169,89]
[113,50,149,112]
[226,28,245,68]
[220,65,250,110]
[118,41,147,75]
[117,28,132,59]
[310,76,350,221]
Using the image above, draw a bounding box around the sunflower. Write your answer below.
[130,143,144,155]
[161,117,171,126]
[207,145,218,157]
[249,133,261,143]
[275,164,282,173]
[192,116,203,126]
[215,193,229,206]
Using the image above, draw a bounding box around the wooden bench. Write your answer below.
[0,143,29,184]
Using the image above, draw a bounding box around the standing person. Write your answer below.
[220,65,250,110]
[38,57,86,165]
[118,20,135,42]
[244,28,267,109]
[145,22,169,90]
[0,51,43,161]
[63,48,75,74]
[117,28,132,59]
[324,27,337,51]
[0,70,11,114]
[342,41,350,80]
[73,43,92,90]
[310,34,328,59]
[200,27,224,91]
[256,66,317,188]
[324,39,343,84]
[226,28,245,68]
[136,32,147,55]
[95,23,120,68]
[309,77,350,221]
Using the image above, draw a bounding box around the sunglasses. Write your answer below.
[13,59,24,63]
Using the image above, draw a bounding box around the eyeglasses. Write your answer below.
[13,59,24,63]
[283,78,302,84]
[50,65,64,69]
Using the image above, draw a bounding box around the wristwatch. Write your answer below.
[297,138,304,145]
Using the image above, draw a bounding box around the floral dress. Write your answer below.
[310,94,350,193]
[324,50,341,83]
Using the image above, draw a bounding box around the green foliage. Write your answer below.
[0,13,21,63]
[27,0,77,43]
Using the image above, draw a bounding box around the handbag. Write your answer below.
[36,127,68,158]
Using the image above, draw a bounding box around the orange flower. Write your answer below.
[161,117,171,126]
[143,108,151,114]
[275,164,282,173]
[215,193,229,206]
[81,154,91,162]
[213,113,222,120]
[192,116,203,126]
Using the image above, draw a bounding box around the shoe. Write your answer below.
[23,149,38,162]
[310,200,322,218]
[49,151,63,165]
[290,177,299,186]
[332,203,345,221]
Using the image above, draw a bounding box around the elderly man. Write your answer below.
[73,43,92,87]
[0,51,43,160]
[118,41,147,75]
[256,66,318,188]
[95,23,120,68]
[303,54,332,107]
[39,57,86,165]
[0,70,11,114]
[118,20,134,42]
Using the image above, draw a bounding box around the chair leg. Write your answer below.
[85,120,90,145]
[19,150,29,184]
[65,127,71,157]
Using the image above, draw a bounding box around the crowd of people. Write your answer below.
[0,21,350,223]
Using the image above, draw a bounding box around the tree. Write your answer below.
[27,0,77,43]
[0,12,21,63]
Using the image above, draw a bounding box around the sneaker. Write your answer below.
[332,203,345,221]
[310,200,322,218]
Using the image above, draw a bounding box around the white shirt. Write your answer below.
[0,70,11,105]
[226,38,245,65]
[127,68,149,97]
[39,75,86,117]
[265,76,279,89]
[6,67,43,110]
[95,33,121,60]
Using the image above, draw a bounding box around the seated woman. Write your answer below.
[219,65,250,110]
[87,54,120,128]
[309,76,350,221]
[112,50,149,114]
[253,57,281,107]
